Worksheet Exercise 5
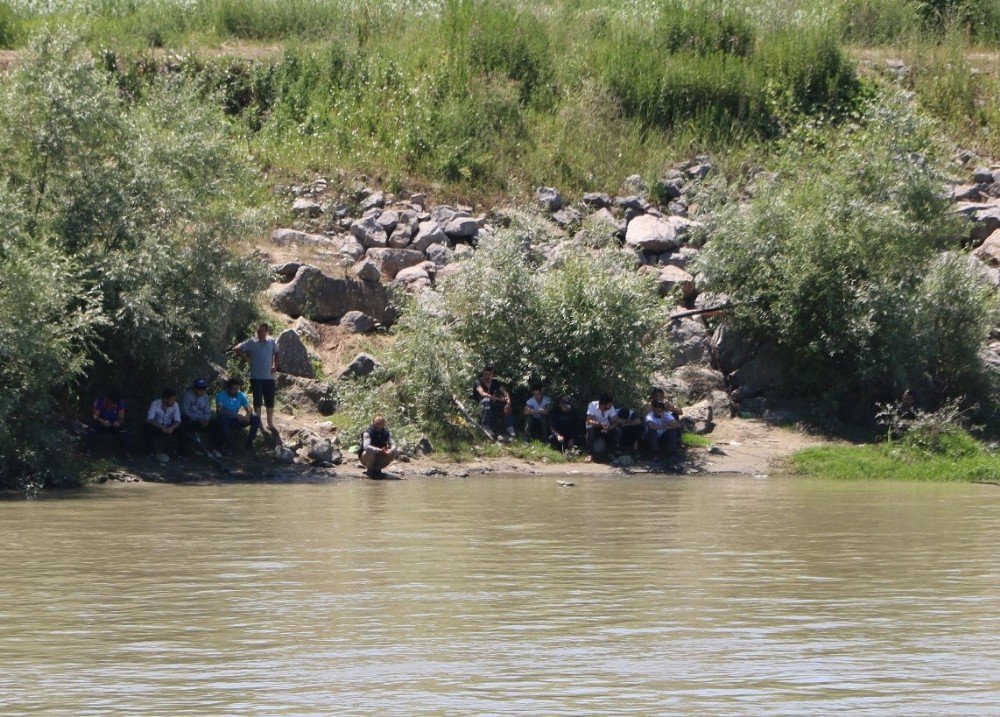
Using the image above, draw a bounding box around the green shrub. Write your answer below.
[838,0,923,45]
[0,1,23,49]
[697,94,973,415]
[0,30,269,486]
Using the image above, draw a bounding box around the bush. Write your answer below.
[697,94,979,416]
[0,31,269,487]
[339,224,671,443]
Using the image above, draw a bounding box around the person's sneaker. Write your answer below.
[507,428,516,439]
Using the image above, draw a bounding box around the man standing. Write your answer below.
[234,323,280,434]
[215,377,261,452]
[144,388,183,460]
[360,415,397,478]
[585,393,621,462]
[181,378,214,453]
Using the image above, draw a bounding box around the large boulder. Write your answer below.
[536,186,563,212]
[972,228,1000,266]
[350,216,389,248]
[710,323,754,374]
[625,214,695,253]
[307,438,342,465]
[340,310,377,334]
[339,353,379,380]
[654,265,696,298]
[292,198,321,218]
[275,329,315,379]
[268,265,392,324]
[668,316,711,366]
[412,221,449,253]
[275,373,336,415]
[956,200,1000,244]
[425,243,454,268]
[393,261,435,293]
[444,217,479,239]
[728,345,783,398]
[365,248,426,279]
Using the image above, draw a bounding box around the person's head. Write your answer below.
[162,388,176,406]
[559,397,572,412]
[598,393,613,410]
[651,399,665,414]
[226,377,243,395]
[106,389,122,403]
[256,322,270,341]
[650,387,665,402]
[372,415,386,431]
[531,386,543,400]
[192,378,208,395]
[483,362,495,378]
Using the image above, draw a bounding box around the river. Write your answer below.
[1,474,997,715]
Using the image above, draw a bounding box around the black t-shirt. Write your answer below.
[550,408,579,438]
[473,377,503,402]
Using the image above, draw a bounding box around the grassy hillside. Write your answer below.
[1,0,997,198]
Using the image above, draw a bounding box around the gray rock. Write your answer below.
[412,221,448,253]
[973,167,995,184]
[953,184,984,202]
[622,174,646,194]
[292,198,322,218]
[654,265,696,298]
[353,258,382,283]
[668,316,711,367]
[956,200,1000,244]
[350,216,388,248]
[307,438,342,465]
[271,228,336,247]
[268,265,392,323]
[341,310,377,334]
[626,214,695,253]
[410,193,426,208]
[681,399,714,434]
[292,316,319,344]
[360,191,384,211]
[276,329,315,379]
[710,323,754,375]
[611,454,635,468]
[376,209,400,232]
[616,195,647,212]
[536,186,563,212]
[444,217,479,239]
[552,206,583,228]
[275,373,336,415]
[340,353,379,380]
[581,192,612,209]
[973,228,1000,266]
[365,248,426,279]
[431,205,462,225]
[393,262,434,293]
[275,445,296,463]
[340,237,366,262]
[271,261,302,280]
[425,243,454,268]
[388,225,415,248]
[729,345,783,397]
[657,178,684,201]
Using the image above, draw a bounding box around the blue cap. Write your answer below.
[193,379,208,389]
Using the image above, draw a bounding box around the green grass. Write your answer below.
[682,432,713,448]
[788,437,1000,482]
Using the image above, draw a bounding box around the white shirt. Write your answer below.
[147,399,181,427]
[526,396,551,416]
[586,401,616,427]
[645,411,678,437]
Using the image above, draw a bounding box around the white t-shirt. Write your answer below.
[147,399,181,427]
[586,401,616,427]
[526,396,552,416]
[645,411,677,437]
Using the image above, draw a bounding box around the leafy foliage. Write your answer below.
[0,31,269,486]
[697,94,990,416]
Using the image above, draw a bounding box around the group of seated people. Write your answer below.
[84,377,266,461]
[474,364,684,462]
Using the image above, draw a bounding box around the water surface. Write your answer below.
[1,475,997,715]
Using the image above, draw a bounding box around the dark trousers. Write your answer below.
[250,379,276,409]
[182,417,215,454]
[84,423,131,453]
[143,423,182,456]
[620,424,644,452]
[525,415,548,442]
[586,425,620,456]
[644,428,681,455]
[217,414,261,450]
[481,398,513,434]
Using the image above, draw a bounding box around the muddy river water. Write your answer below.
[1,474,997,715]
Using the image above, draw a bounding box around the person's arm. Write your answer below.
[168,404,181,431]
[362,430,372,452]
[146,402,159,427]
[93,401,109,427]
[241,395,256,418]
[474,380,491,400]
[385,431,395,453]
[272,343,281,373]
[539,399,551,416]
[523,401,533,416]
[114,406,124,427]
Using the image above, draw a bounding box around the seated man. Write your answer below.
[360,415,397,478]
[473,363,515,440]
[84,390,130,457]
[181,378,214,453]
[585,393,621,462]
[523,386,552,443]
[548,396,580,452]
[215,378,261,452]
[616,406,644,454]
[144,388,182,460]
[645,400,682,459]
